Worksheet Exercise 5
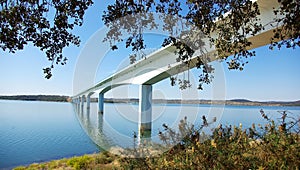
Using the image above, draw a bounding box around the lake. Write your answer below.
[1,100,299,169]
[0,100,99,169]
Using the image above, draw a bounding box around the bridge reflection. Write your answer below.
[73,101,152,152]
[74,102,115,150]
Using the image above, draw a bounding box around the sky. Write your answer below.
[0,1,299,101]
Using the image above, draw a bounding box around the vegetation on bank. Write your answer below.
[0,95,71,102]
[14,152,119,170]
[14,110,299,170]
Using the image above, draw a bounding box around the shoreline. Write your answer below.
[103,98,300,107]
[0,95,300,107]
[0,95,70,103]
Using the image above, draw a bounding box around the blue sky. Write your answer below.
[0,1,299,101]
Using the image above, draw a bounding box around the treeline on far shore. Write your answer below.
[0,95,71,102]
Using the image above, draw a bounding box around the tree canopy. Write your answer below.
[102,0,299,89]
[0,0,93,78]
[0,0,299,88]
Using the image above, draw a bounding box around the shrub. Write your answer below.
[67,155,93,170]
[120,110,300,169]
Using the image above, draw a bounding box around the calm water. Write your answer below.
[0,100,99,170]
[1,100,300,169]
[77,102,300,150]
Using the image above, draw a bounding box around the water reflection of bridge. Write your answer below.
[73,102,145,151]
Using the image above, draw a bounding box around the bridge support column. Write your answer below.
[87,95,91,110]
[81,96,85,114]
[81,96,85,108]
[77,97,81,112]
[98,93,104,114]
[138,84,152,138]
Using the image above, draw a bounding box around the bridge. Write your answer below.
[73,0,282,136]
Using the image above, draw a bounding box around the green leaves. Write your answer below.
[1,0,298,80]
[0,0,93,79]
[270,0,300,50]
[102,0,265,89]
[102,0,298,90]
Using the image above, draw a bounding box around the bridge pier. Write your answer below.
[76,97,80,112]
[78,97,81,108]
[98,93,104,114]
[86,95,91,109]
[81,96,85,109]
[138,84,152,138]
[81,96,85,114]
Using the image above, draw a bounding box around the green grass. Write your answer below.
[14,152,119,170]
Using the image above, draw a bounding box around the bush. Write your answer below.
[95,151,116,164]
[67,155,93,170]
[120,110,300,169]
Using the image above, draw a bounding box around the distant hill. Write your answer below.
[225,99,300,106]
[229,99,252,103]
[0,95,71,102]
